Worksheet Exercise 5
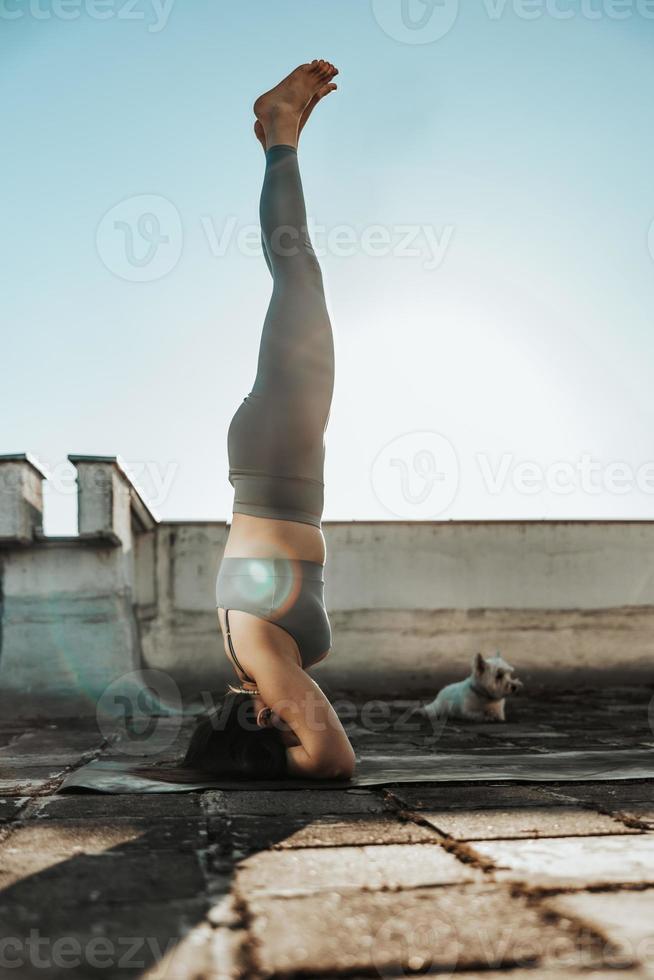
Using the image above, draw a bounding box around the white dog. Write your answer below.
[423,652,523,723]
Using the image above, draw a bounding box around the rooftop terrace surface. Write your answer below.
[1,687,654,978]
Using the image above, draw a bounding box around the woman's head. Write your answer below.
[183,691,288,779]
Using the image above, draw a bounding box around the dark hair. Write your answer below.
[182,692,288,779]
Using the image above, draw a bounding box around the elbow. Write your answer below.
[313,748,356,781]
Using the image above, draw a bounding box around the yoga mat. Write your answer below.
[58,750,654,794]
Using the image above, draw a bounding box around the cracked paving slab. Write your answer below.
[203,788,388,817]
[208,813,440,854]
[0,850,206,905]
[0,901,212,980]
[234,842,482,898]
[0,817,207,861]
[33,793,203,820]
[544,890,654,973]
[608,806,654,829]
[246,883,611,977]
[472,835,654,888]
[0,767,70,795]
[420,806,641,841]
[387,783,560,810]
[392,971,651,979]
[546,782,654,806]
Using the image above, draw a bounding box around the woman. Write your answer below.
[184,61,355,781]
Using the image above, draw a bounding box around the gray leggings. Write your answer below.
[227,145,335,528]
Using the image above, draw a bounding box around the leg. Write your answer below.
[254,68,337,276]
[228,64,339,520]
[252,145,334,481]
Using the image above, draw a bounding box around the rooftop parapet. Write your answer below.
[68,455,157,548]
[0,454,49,545]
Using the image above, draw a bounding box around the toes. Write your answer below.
[310,59,338,80]
[317,82,337,99]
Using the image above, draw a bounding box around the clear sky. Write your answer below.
[3,0,654,533]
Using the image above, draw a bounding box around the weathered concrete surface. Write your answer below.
[0,540,141,713]
[140,921,247,980]
[610,806,654,828]
[235,842,481,898]
[418,972,648,980]
[474,835,654,888]
[421,806,639,840]
[1,693,654,978]
[1,851,206,905]
[263,815,440,848]
[0,766,69,795]
[204,788,389,816]
[545,891,654,972]
[324,605,654,691]
[0,454,46,544]
[388,783,560,810]
[0,799,26,823]
[547,781,654,806]
[0,900,211,980]
[144,520,654,691]
[34,792,204,820]
[323,521,654,610]
[135,523,228,692]
[208,813,440,857]
[247,884,605,977]
[4,517,654,714]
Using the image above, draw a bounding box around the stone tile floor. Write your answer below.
[0,686,653,978]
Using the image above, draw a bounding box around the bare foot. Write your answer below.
[299,76,338,136]
[254,60,338,149]
[254,77,336,151]
[254,119,266,151]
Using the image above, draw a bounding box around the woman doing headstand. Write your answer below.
[184,61,355,781]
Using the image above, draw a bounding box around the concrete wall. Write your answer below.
[0,539,141,712]
[137,520,654,696]
[323,521,654,610]
[135,523,228,695]
[1,449,652,713]
[0,455,154,716]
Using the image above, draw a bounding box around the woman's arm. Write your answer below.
[255,655,356,779]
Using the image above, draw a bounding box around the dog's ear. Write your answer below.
[473,652,486,676]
